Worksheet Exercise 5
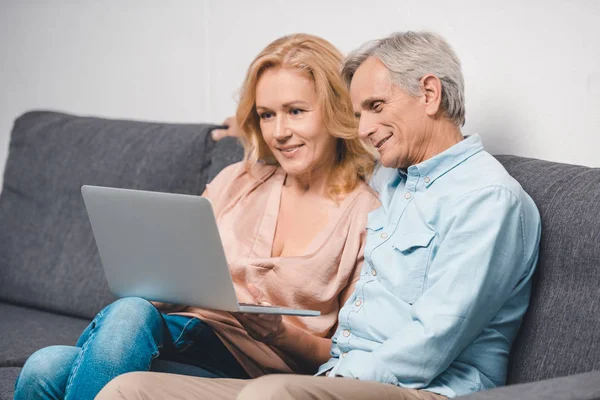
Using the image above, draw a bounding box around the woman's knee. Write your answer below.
[19,345,79,380]
[14,346,80,399]
[101,297,162,333]
[76,297,164,367]
[106,297,159,319]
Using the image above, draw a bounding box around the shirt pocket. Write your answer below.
[391,231,436,304]
[365,208,385,233]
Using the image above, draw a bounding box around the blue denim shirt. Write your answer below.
[318,135,541,398]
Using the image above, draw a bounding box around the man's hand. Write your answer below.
[211,116,240,141]
[233,284,287,344]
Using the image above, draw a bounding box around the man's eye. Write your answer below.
[289,108,304,116]
[372,102,383,112]
[259,112,274,120]
[354,112,361,120]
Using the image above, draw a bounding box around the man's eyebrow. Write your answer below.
[360,97,383,109]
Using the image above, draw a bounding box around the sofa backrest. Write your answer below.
[0,111,243,320]
[496,155,600,384]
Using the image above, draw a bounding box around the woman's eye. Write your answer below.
[259,112,274,120]
[289,108,304,116]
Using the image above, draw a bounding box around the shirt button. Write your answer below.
[371,269,377,276]
[380,232,388,239]
[405,192,412,199]
[424,176,431,183]
[355,299,362,307]
[341,352,347,358]
[343,329,351,337]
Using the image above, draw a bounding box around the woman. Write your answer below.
[14,33,379,400]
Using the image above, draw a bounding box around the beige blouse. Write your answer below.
[175,161,380,377]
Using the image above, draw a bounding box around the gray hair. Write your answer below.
[342,31,466,126]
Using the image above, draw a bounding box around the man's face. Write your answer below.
[350,57,431,169]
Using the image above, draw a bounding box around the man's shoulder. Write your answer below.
[449,151,540,222]
[451,150,527,199]
[368,163,398,193]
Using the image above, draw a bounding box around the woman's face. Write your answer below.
[255,67,337,179]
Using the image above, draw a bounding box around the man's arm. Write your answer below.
[331,186,540,387]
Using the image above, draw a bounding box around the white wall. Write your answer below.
[1,0,599,188]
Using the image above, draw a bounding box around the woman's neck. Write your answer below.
[283,163,335,197]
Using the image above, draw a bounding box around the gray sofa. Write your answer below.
[0,111,598,399]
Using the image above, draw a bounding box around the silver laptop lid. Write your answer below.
[81,185,240,312]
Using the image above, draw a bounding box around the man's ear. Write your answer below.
[420,74,442,117]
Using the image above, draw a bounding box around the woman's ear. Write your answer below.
[420,74,443,117]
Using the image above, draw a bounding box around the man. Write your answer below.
[97,31,541,400]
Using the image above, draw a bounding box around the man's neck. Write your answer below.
[417,119,464,165]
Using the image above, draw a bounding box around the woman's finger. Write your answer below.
[238,314,281,335]
[256,313,280,322]
[236,313,270,331]
[241,313,275,328]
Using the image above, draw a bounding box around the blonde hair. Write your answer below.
[236,33,375,198]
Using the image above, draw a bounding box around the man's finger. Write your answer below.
[211,129,227,141]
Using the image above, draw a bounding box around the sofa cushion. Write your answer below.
[207,136,244,182]
[496,155,600,384]
[0,367,20,400]
[459,370,600,400]
[0,111,219,319]
[0,302,90,368]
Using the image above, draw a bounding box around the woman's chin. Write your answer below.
[279,162,310,177]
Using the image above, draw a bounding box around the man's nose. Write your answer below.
[357,115,377,139]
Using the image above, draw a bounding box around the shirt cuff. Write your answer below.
[333,350,399,385]
[316,358,338,377]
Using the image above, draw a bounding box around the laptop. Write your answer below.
[81,185,320,317]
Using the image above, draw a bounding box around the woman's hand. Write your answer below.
[211,116,240,141]
[235,284,332,368]
[233,284,287,344]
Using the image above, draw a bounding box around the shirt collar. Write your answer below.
[398,134,484,187]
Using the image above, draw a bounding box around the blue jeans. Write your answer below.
[14,297,248,400]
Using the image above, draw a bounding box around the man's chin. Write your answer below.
[379,156,401,169]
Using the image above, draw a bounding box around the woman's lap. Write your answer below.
[15,298,247,400]
[159,314,249,379]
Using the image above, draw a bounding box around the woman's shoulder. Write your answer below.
[210,161,278,190]
[346,180,381,212]
[206,161,280,209]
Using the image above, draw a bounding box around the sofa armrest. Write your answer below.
[457,370,600,400]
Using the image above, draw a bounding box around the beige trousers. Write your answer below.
[95,372,447,400]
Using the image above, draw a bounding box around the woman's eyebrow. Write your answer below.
[282,101,310,108]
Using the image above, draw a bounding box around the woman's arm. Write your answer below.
[233,284,332,369]
[271,320,332,368]
[233,312,332,370]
